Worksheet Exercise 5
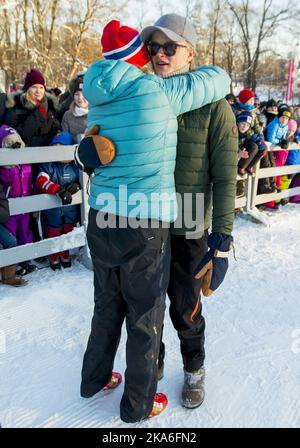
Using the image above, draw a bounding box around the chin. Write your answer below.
[155,65,170,76]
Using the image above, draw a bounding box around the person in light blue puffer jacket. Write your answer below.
[80,20,231,424]
[265,112,289,145]
[83,42,230,223]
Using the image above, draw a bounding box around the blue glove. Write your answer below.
[193,232,233,297]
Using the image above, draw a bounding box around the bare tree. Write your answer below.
[226,0,299,89]
[0,0,124,88]
[208,0,222,65]
[156,0,169,16]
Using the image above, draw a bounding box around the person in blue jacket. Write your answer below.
[265,106,291,147]
[236,110,266,175]
[36,131,80,270]
[79,19,231,423]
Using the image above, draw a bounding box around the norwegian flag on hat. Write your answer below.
[101,20,150,68]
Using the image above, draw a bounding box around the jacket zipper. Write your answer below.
[19,165,23,198]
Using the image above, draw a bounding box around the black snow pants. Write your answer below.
[158,232,208,374]
[81,208,170,423]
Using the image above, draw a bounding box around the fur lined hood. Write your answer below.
[6,91,58,112]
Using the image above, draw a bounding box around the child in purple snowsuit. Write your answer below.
[0,125,33,246]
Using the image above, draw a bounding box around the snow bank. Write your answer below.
[0,204,300,428]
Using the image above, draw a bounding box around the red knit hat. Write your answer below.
[101,20,150,68]
[24,69,46,91]
[238,89,255,104]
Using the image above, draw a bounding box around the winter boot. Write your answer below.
[60,252,72,269]
[148,393,168,418]
[1,265,28,287]
[61,259,72,269]
[16,265,27,276]
[18,261,37,275]
[102,372,122,391]
[182,367,205,409]
[50,261,61,271]
[48,249,61,271]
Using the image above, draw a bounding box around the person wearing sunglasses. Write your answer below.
[141,14,238,410]
[80,19,232,424]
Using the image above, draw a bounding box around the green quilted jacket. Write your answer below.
[172,98,238,236]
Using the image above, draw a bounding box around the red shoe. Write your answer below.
[149,393,168,418]
[102,372,122,391]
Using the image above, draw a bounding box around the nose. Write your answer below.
[156,46,166,58]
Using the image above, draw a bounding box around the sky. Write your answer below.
[117,0,299,60]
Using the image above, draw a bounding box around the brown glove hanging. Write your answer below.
[84,125,116,165]
[195,260,214,296]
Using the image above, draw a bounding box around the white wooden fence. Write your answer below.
[250,142,300,208]
[0,145,90,269]
[0,142,299,269]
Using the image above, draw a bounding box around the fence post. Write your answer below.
[245,173,252,212]
[251,162,260,210]
[79,171,93,270]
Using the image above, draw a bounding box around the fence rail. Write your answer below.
[0,145,90,269]
[250,142,300,209]
[0,142,300,269]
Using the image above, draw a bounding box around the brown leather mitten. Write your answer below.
[84,125,116,165]
[195,260,214,297]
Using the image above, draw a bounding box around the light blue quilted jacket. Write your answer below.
[84,60,230,222]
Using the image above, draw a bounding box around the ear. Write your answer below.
[187,47,195,64]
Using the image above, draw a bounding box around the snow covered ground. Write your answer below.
[1,204,300,428]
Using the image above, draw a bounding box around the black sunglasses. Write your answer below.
[147,41,188,57]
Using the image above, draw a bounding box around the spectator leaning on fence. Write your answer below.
[286,120,300,167]
[0,125,34,285]
[36,131,81,271]
[262,105,292,209]
[265,103,291,150]
[0,181,28,287]
[4,69,61,147]
[62,78,88,143]
[233,89,262,135]
[290,172,300,203]
[232,90,272,202]
[236,110,266,175]
[276,119,300,205]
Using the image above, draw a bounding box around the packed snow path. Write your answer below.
[1,204,300,428]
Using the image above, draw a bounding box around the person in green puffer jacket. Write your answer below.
[141,14,238,410]
[80,19,231,425]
